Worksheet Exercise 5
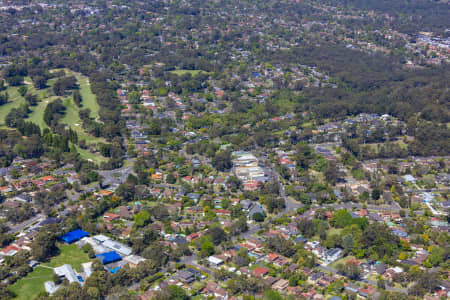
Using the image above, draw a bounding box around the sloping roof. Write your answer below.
[60,229,89,244]
[103,239,132,256]
[96,251,122,264]
[45,281,59,294]
[2,244,20,256]
[249,204,264,216]
[252,266,269,277]
[54,264,78,283]
[207,256,223,265]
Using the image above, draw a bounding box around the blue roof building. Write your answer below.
[109,266,122,274]
[60,229,89,244]
[96,251,122,264]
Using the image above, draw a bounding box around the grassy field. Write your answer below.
[44,244,90,272]
[0,69,108,163]
[327,227,343,236]
[9,244,90,300]
[75,145,108,164]
[60,92,107,146]
[9,266,54,300]
[170,69,206,76]
[53,70,105,145]
[26,97,57,130]
[75,74,99,120]
[0,86,25,126]
[329,255,358,269]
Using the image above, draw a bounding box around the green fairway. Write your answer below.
[61,97,80,126]
[0,86,25,126]
[76,74,99,119]
[50,69,99,119]
[9,244,90,300]
[53,69,105,145]
[26,97,58,130]
[60,93,107,146]
[0,69,107,164]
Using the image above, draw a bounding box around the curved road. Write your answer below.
[258,155,303,215]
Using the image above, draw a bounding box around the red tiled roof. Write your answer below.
[2,244,20,255]
[252,266,269,277]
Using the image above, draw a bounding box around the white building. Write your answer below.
[82,262,93,278]
[123,255,146,267]
[207,256,224,267]
[44,281,60,294]
[85,235,132,256]
[54,264,80,285]
[103,239,132,256]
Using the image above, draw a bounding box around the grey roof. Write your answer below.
[0,168,9,176]
[15,194,33,202]
[241,200,253,210]
[375,263,387,274]
[248,204,264,217]
[177,270,195,283]
[39,218,61,226]
[173,237,188,245]
[187,193,201,200]
[326,248,342,257]
[54,264,79,284]
[186,267,201,277]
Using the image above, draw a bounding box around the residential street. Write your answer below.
[7,214,44,234]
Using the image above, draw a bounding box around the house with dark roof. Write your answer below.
[14,194,33,203]
[240,199,253,211]
[176,270,195,283]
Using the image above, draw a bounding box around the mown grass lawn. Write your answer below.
[75,74,99,120]
[0,86,25,126]
[75,145,108,164]
[44,244,90,272]
[26,96,60,130]
[9,244,90,300]
[1,69,107,164]
[327,227,343,236]
[9,266,54,300]
[169,69,206,76]
[60,97,107,146]
[329,255,357,269]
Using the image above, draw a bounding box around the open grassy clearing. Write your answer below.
[75,73,99,119]
[24,75,105,144]
[43,244,90,272]
[326,227,343,236]
[59,93,107,146]
[75,145,108,164]
[169,69,206,76]
[9,244,90,300]
[25,77,62,129]
[0,69,107,162]
[9,266,54,300]
[363,139,408,151]
[329,255,358,269]
[0,86,25,126]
